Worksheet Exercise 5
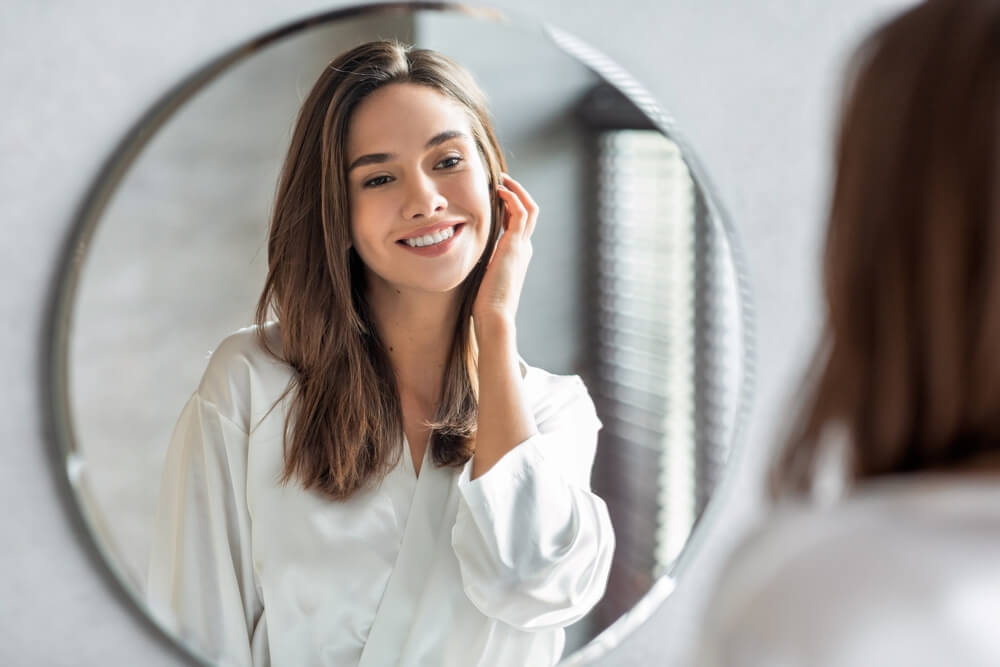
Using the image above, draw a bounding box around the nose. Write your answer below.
[402,172,447,220]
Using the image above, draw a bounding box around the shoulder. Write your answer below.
[195,322,294,427]
[702,479,1000,666]
[730,477,1000,574]
[520,360,601,430]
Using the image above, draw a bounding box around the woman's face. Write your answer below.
[346,82,493,297]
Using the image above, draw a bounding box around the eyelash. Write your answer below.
[363,175,393,188]
[361,155,464,189]
[437,156,463,169]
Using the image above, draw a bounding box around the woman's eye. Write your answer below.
[436,156,463,169]
[363,175,393,188]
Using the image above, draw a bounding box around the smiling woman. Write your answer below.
[145,40,615,667]
[53,4,751,667]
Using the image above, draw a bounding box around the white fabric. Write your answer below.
[696,477,1000,667]
[146,324,615,667]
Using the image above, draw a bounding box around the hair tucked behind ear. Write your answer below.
[771,0,1000,497]
[255,41,507,499]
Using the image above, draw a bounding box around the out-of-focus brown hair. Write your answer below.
[772,0,1000,496]
[255,41,506,499]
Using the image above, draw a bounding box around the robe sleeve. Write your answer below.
[146,392,265,667]
[451,374,615,631]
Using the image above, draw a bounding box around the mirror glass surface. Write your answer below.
[57,4,751,664]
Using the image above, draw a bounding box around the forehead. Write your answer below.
[347,82,473,156]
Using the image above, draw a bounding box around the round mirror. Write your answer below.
[48,3,752,665]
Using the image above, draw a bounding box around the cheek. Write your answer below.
[453,169,492,221]
[347,210,363,248]
[476,178,495,234]
[349,198,387,248]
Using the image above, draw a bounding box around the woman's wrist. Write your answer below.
[472,310,516,343]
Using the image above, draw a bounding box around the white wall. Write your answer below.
[0,1,913,665]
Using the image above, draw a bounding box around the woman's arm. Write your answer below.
[455,175,615,630]
[469,315,535,480]
[470,173,539,480]
[452,372,615,631]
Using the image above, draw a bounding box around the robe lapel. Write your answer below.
[358,439,457,667]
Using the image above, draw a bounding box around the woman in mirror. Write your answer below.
[698,1,1000,665]
[146,40,614,667]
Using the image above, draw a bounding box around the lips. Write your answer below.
[396,220,465,243]
[397,222,465,256]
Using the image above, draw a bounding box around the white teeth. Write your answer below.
[404,225,455,248]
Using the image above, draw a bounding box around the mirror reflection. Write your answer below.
[63,6,748,665]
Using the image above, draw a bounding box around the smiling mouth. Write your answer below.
[398,224,463,248]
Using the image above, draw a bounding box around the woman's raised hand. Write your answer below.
[472,173,537,333]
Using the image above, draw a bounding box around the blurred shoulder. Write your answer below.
[724,477,1000,578]
[699,479,1000,667]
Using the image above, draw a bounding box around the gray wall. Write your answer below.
[1,1,913,666]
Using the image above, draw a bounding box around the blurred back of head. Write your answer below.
[774,0,1000,496]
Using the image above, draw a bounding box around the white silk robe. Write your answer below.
[146,324,615,667]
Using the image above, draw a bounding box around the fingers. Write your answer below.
[495,183,526,236]
[496,173,538,238]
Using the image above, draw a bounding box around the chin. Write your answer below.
[410,274,471,294]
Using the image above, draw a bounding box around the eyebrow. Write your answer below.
[347,130,469,173]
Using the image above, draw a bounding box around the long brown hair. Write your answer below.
[255,41,506,499]
[772,0,1000,496]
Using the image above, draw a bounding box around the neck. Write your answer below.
[366,275,463,405]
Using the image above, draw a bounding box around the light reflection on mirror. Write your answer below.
[62,5,748,663]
